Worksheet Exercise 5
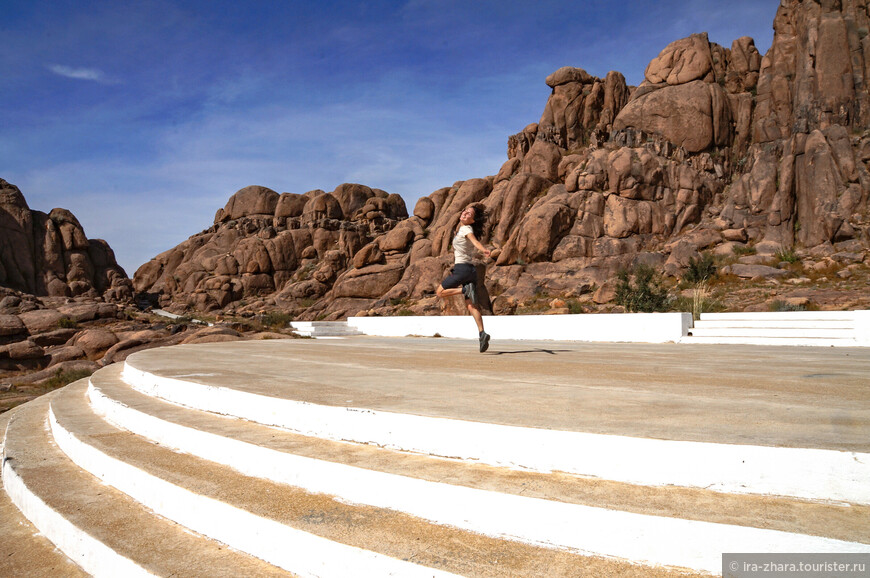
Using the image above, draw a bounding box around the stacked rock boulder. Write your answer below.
[133,184,409,316]
[135,0,870,320]
[0,179,132,301]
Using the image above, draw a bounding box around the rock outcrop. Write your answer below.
[134,183,408,316]
[0,179,132,301]
[134,0,870,319]
[0,285,299,413]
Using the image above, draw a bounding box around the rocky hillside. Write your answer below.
[133,0,870,319]
[0,179,132,301]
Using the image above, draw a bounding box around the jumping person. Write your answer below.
[436,203,492,352]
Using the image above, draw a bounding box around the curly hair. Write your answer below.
[467,203,487,241]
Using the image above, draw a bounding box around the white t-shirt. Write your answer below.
[453,224,476,264]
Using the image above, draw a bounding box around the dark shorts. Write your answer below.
[441,263,477,289]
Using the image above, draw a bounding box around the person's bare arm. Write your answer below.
[467,232,491,259]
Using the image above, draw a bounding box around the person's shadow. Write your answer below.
[490,348,569,355]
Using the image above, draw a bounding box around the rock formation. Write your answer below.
[0,179,132,301]
[133,184,409,315]
[135,0,870,319]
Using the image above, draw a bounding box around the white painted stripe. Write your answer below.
[88,381,870,574]
[48,403,459,578]
[121,362,870,505]
[2,431,153,577]
[680,336,860,347]
[700,312,858,321]
[690,328,854,338]
[694,320,853,329]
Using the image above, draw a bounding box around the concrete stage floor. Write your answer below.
[130,335,870,452]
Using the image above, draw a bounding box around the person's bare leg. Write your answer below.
[466,300,484,332]
[437,285,463,299]
[468,300,490,352]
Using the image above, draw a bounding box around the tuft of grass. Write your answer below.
[670,285,726,320]
[57,317,77,329]
[775,246,799,264]
[615,264,670,313]
[769,300,806,312]
[683,253,717,285]
[732,244,756,256]
[397,309,414,316]
[42,368,94,390]
[259,311,293,329]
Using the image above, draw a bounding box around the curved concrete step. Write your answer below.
[87,363,870,543]
[53,380,668,577]
[7,337,870,576]
[1,386,290,577]
[0,405,89,578]
[121,348,870,505]
[87,363,870,571]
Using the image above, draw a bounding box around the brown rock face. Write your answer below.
[0,179,132,301]
[644,33,715,85]
[614,80,732,153]
[134,183,409,315]
[136,0,870,320]
[217,186,280,222]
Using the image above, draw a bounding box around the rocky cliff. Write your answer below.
[0,179,132,302]
[134,0,870,319]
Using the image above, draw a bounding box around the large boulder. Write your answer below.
[332,183,376,218]
[331,263,406,299]
[613,80,732,153]
[218,186,280,222]
[0,314,26,337]
[644,33,715,85]
[18,309,65,335]
[72,328,120,359]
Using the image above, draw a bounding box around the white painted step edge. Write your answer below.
[700,312,858,321]
[689,328,854,338]
[47,404,459,578]
[693,320,854,329]
[2,427,154,577]
[87,381,870,574]
[679,336,860,347]
[121,362,870,505]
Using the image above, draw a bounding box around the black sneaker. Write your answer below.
[479,331,490,353]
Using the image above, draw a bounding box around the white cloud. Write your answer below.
[47,64,112,83]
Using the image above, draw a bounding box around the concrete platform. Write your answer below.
[3,335,869,576]
[124,336,870,452]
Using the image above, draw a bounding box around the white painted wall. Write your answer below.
[348,312,692,343]
[855,310,870,344]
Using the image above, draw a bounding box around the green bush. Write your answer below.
[775,246,799,264]
[683,253,717,284]
[259,311,293,329]
[57,317,77,329]
[397,309,415,316]
[615,264,670,313]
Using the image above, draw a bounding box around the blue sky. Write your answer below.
[1,0,778,275]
